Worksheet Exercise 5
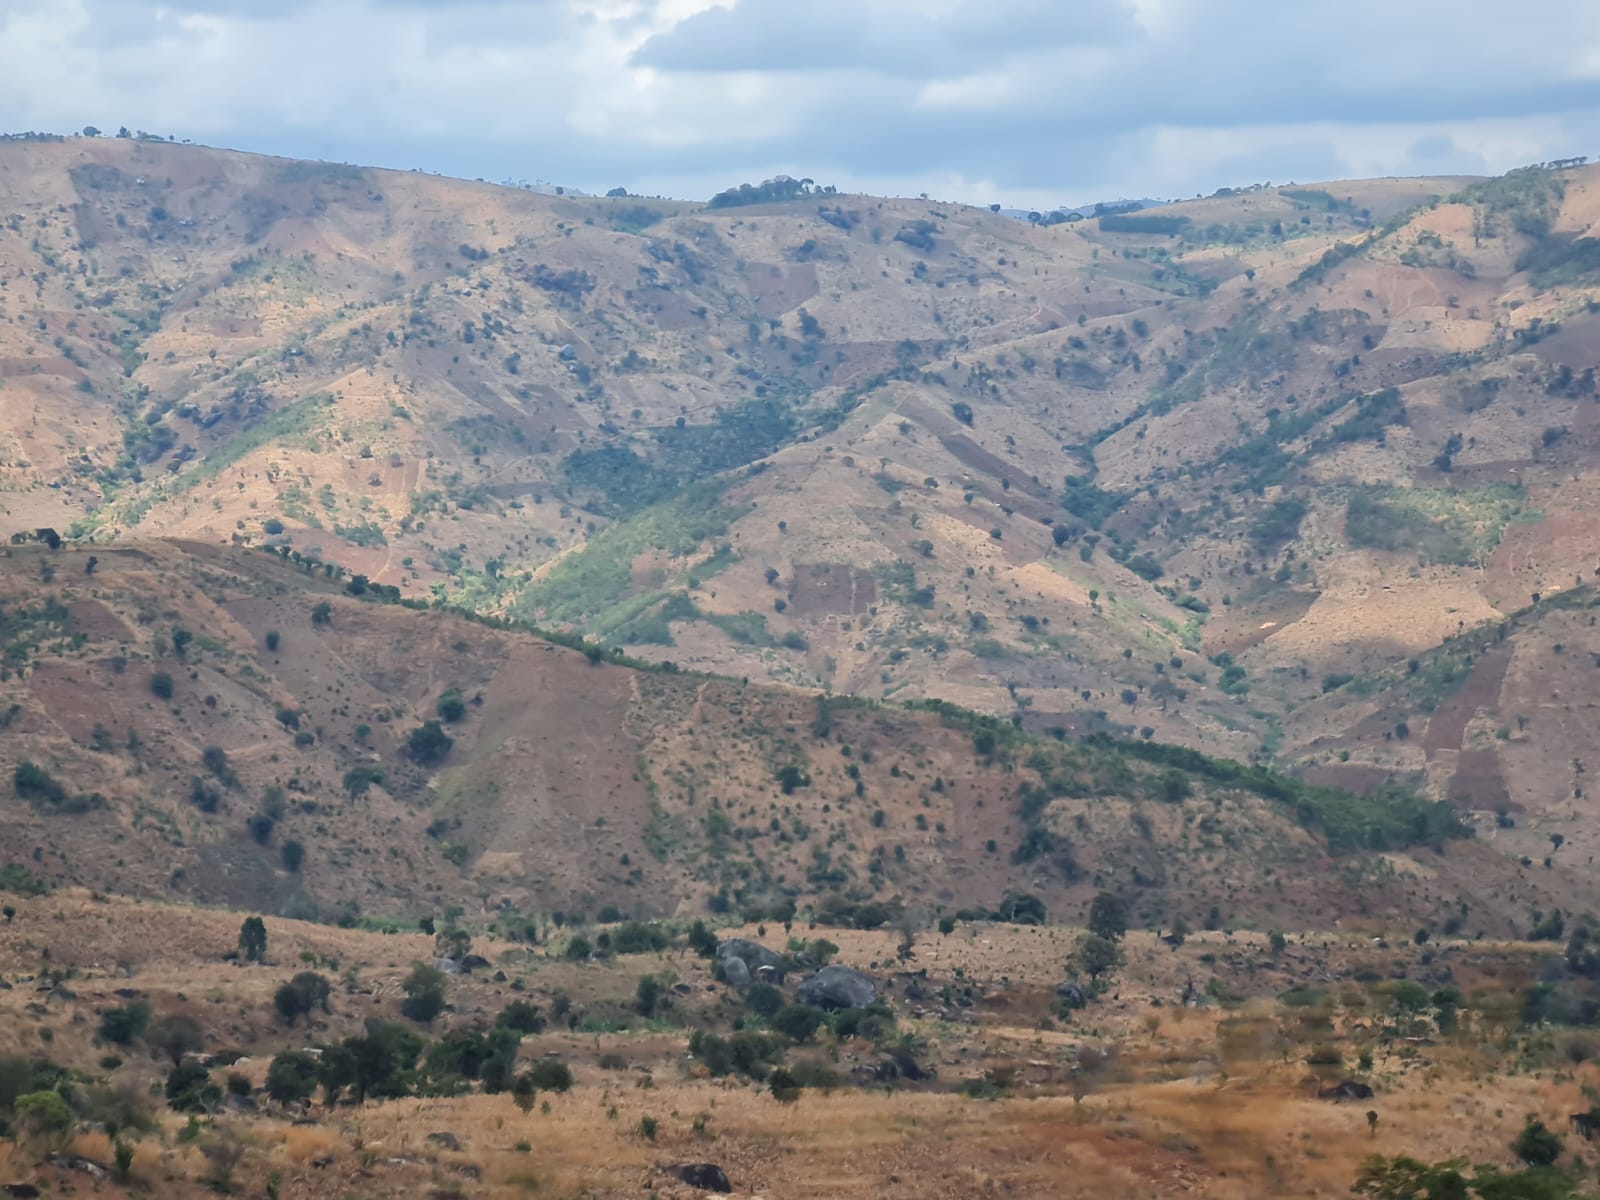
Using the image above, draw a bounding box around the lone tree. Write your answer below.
[1087,892,1128,942]
[401,962,448,1023]
[146,1012,204,1067]
[273,971,331,1026]
[408,721,454,765]
[1072,933,1121,985]
[265,1050,322,1105]
[237,916,267,963]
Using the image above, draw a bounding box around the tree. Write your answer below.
[1087,892,1128,942]
[14,1090,72,1146]
[1072,933,1121,984]
[311,601,332,625]
[146,1013,204,1067]
[770,1004,827,1043]
[265,1050,322,1105]
[686,919,718,958]
[150,671,174,699]
[281,839,305,872]
[408,721,454,765]
[512,1071,537,1113]
[495,1000,545,1035]
[238,916,267,963]
[401,962,448,1023]
[82,125,101,137]
[1512,1117,1563,1168]
[274,971,331,1025]
[636,974,663,1016]
[434,927,471,961]
[436,689,466,723]
[99,999,152,1045]
[527,1057,573,1092]
[165,1061,219,1111]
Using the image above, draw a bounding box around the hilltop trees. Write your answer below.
[708,176,835,208]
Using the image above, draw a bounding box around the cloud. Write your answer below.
[1,0,1597,208]
[633,0,1136,76]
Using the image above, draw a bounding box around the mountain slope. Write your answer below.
[5,137,1600,866]
[0,538,1559,936]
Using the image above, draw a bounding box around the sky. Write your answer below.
[2,0,1600,209]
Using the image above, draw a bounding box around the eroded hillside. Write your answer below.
[4,137,1600,851]
[0,538,1565,936]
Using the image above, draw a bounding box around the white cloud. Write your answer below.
[0,0,1596,206]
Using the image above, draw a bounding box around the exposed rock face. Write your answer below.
[667,1163,732,1193]
[716,939,785,981]
[797,964,876,1011]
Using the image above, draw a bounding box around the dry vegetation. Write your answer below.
[2,892,1598,1197]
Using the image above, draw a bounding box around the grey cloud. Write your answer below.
[634,0,1135,77]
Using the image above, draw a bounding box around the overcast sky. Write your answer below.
[3,0,1600,208]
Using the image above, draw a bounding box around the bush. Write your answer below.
[165,1061,220,1112]
[770,1004,827,1043]
[527,1058,573,1092]
[1511,1117,1563,1167]
[745,982,784,1017]
[13,761,68,808]
[407,721,454,765]
[14,1090,72,1142]
[281,840,304,872]
[98,999,151,1045]
[436,689,466,723]
[273,972,331,1025]
[496,1000,546,1035]
[264,1050,321,1105]
[610,921,669,954]
[150,671,174,699]
[400,962,448,1023]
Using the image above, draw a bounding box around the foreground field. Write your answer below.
[1,892,1595,1197]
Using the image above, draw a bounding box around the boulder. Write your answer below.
[720,955,752,988]
[1055,981,1088,1009]
[426,1132,463,1151]
[667,1163,732,1193]
[716,939,785,980]
[797,965,876,1011]
[1317,1080,1374,1101]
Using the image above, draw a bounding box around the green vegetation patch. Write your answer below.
[517,482,748,632]
[1345,484,1523,565]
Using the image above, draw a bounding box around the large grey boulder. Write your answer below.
[719,955,752,988]
[716,939,785,981]
[797,965,876,1011]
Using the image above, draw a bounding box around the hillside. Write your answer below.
[0,537,1566,937]
[5,138,1600,896]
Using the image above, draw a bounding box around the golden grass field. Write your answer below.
[1,890,1593,1198]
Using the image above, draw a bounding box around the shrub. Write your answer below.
[273,972,331,1025]
[280,840,304,872]
[150,671,174,699]
[98,1000,152,1045]
[400,962,448,1023]
[770,1004,827,1043]
[264,1050,321,1105]
[496,1000,545,1035]
[14,1090,72,1143]
[527,1058,572,1092]
[237,916,267,963]
[745,982,784,1018]
[436,689,466,723]
[407,721,454,765]
[13,762,67,807]
[165,1061,220,1111]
